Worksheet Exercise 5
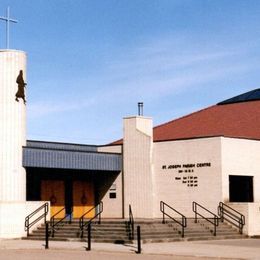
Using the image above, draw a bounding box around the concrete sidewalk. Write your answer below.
[0,238,260,259]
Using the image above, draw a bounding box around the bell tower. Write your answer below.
[0,50,27,237]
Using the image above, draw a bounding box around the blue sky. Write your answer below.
[1,0,260,144]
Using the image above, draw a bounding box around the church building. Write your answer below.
[1,49,260,238]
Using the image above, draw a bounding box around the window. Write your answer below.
[109,192,116,199]
[229,175,253,202]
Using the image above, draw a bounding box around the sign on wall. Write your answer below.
[161,162,211,188]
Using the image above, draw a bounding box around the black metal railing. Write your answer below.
[218,202,245,234]
[192,201,219,236]
[25,202,49,236]
[79,201,103,238]
[128,204,134,240]
[160,201,187,238]
[50,207,72,237]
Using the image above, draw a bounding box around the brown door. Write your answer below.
[73,181,94,218]
[41,180,65,218]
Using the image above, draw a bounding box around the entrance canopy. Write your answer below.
[23,141,122,171]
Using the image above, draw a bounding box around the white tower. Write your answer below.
[0,50,27,237]
[123,116,154,218]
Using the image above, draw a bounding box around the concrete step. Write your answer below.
[185,234,247,241]
[24,218,245,243]
[34,227,128,232]
[23,236,132,244]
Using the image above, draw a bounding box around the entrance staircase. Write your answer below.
[137,218,247,243]
[23,219,131,243]
[23,201,247,243]
[22,218,246,243]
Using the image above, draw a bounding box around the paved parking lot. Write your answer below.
[0,250,217,260]
[1,238,260,259]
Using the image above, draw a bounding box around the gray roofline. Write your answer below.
[23,145,122,155]
[23,147,122,171]
[27,139,99,148]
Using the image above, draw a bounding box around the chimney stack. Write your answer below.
[138,102,143,116]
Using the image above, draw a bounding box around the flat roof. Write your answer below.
[23,141,122,171]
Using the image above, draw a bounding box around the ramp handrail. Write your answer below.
[160,201,187,238]
[192,201,219,236]
[218,202,245,234]
[25,202,49,236]
[79,201,103,238]
[50,207,72,237]
[128,204,134,239]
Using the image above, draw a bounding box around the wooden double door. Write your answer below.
[41,180,94,218]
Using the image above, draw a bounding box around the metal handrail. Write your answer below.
[192,201,219,236]
[160,201,187,238]
[50,207,72,237]
[128,204,134,240]
[218,202,245,234]
[79,201,103,238]
[25,202,49,236]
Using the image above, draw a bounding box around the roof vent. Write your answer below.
[138,102,143,116]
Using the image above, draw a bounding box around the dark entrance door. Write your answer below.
[229,175,253,202]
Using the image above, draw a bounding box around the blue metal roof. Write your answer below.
[23,141,122,171]
[26,140,98,152]
[218,88,260,105]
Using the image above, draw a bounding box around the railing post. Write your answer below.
[45,222,49,249]
[182,225,184,238]
[219,203,224,222]
[26,219,29,236]
[44,205,47,224]
[194,203,197,223]
[213,217,216,236]
[86,223,91,251]
[183,217,187,238]
[79,217,83,238]
[136,225,141,254]
[51,217,55,237]
[162,203,165,224]
[98,205,101,224]
[81,221,84,239]
[132,221,134,240]
[160,202,163,223]
[239,219,243,234]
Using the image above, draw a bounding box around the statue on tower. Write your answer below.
[15,70,26,104]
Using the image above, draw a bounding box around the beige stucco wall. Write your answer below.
[153,137,222,218]
[0,201,50,238]
[227,203,260,236]
[221,137,260,202]
[97,145,123,218]
[123,116,154,218]
[98,144,122,153]
[98,171,123,218]
[0,202,27,238]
